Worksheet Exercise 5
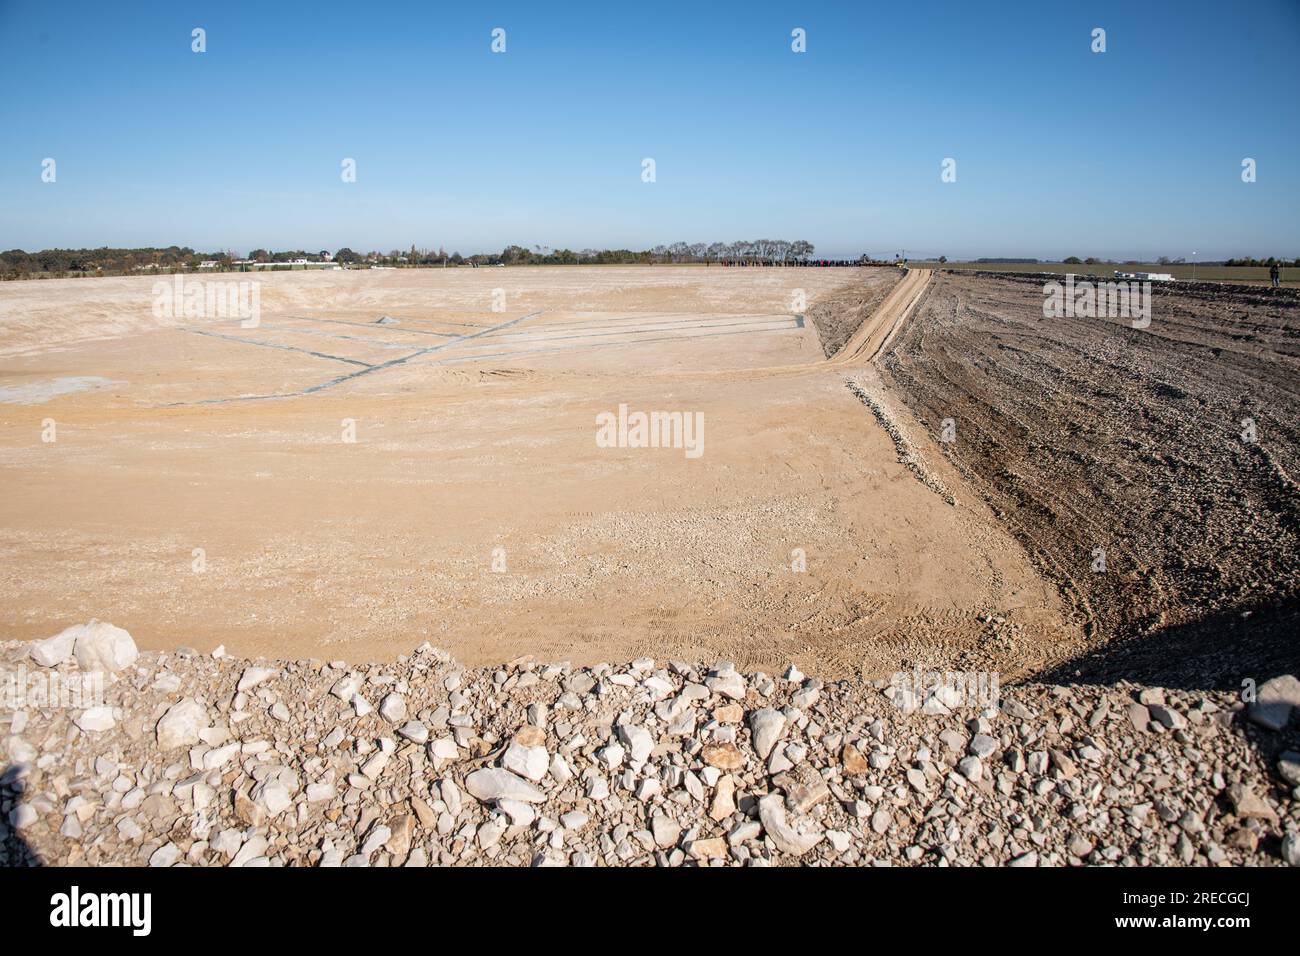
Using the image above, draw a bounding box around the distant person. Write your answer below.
[1271,262,1281,288]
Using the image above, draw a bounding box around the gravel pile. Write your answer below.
[3,623,1298,867]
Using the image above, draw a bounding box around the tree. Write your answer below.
[789,240,814,262]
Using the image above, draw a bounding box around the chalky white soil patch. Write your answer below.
[0,375,117,404]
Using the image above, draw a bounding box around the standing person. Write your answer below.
[1270,262,1281,287]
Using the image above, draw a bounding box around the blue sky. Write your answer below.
[1,0,1297,259]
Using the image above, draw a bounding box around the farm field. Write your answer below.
[909,260,1298,285]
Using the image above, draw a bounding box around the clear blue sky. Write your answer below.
[1,0,1296,260]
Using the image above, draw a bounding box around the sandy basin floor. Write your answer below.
[0,266,1080,677]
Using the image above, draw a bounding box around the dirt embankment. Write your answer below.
[807,270,904,357]
[880,272,1300,690]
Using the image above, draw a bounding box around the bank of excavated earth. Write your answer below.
[3,621,1299,867]
[881,272,1300,690]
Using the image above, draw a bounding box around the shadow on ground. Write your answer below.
[1035,598,1300,693]
[1,764,44,866]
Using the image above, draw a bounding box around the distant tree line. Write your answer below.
[648,239,817,264]
[1061,257,1152,265]
[1222,256,1300,267]
[491,240,821,266]
[1,238,886,279]
[6,244,1297,281]
[1058,256,1299,267]
[0,246,231,278]
[0,245,459,278]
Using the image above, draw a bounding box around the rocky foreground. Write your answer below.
[3,621,1299,867]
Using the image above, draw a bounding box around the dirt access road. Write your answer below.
[0,266,1078,678]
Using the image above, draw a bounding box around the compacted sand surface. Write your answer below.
[0,266,1076,678]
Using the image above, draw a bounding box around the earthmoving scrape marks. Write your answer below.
[169,311,543,404]
[170,307,806,402]
[423,310,805,365]
[298,310,541,395]
[181,312,477,367]
[183,327,375,368]
[279,312,491,338]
